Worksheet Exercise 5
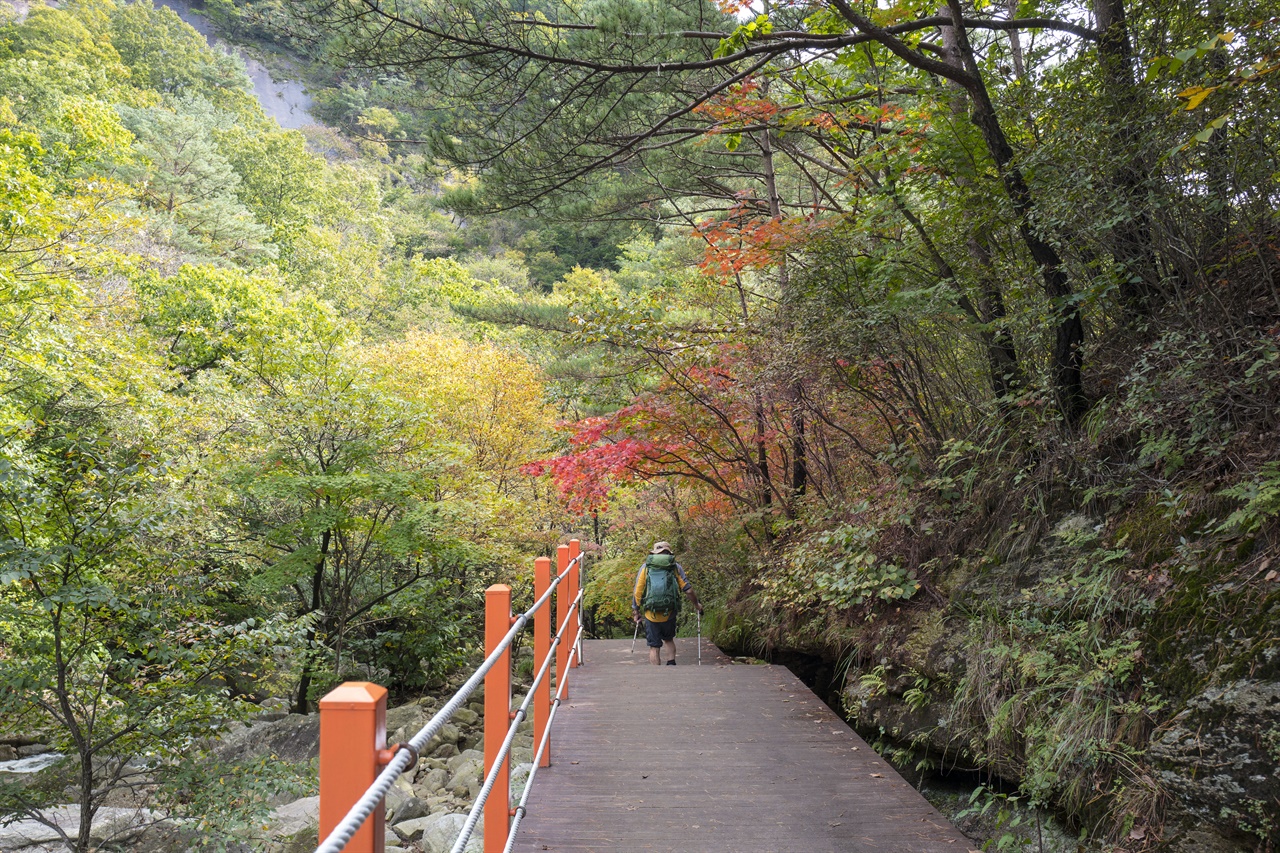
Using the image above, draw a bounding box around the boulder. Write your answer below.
[414,767,449,797]
[445,757,483,798]
[0,805,156,850]
[215,714,319,765]
[267,796,320,840]
[386,703,431,744]
[393,812,482,853]
[390,812,437,842]
[447,749,483,774]
[509,762,533,800]
[389,795,432,824]
[383,777,413,822]
[1150,677,1280,850]
[451,707,479,727]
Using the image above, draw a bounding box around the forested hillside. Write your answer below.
[0,1,574,846]
[2,0,1278,850]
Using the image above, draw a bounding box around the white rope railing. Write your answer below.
[502,618,585,853]
[313,554,581,853]
[450,588,584,853]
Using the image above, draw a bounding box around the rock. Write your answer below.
[15,744,51,757]
[386,703,430,744]
[451,707,479,727]
[0,805,157,850]
[215,714,319,765]
[383,778,412,822]
[414,767,449,796]
[1150,678,1280,850]
[390,795,432,824]
[432,742,459,760]
[390,812,436,842]
[394,812,482,853]
[445,757,483,798]
[253,697,293,724]
[425,795,455,813]
[423,723,462,756]
[509,762,532,800]
[267,796,320,839]
[0,746,14,762]
[447,749,483,774]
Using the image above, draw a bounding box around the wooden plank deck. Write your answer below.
[512,639,975,852]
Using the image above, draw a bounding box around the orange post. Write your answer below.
[534,556,552,768]
[318,682,387,852]
[484,584,512,853]
[568,539,582,668]
[555,547,570,702]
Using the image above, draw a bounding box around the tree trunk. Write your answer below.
[946,0,1086,422]
[935,14,1024,405]
[293,526,331,714]
[969,233,1024,401]
[1203,0,1231,256]
[757,112,807,499]
[1094,0,1162,314]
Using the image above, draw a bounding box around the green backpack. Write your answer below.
[641,554,682,616]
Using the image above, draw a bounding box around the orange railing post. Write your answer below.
[555,546,571,701]
[484,584,512,853]
[534,556,552,768]
[568,539,582,668]
[319,683,387,853]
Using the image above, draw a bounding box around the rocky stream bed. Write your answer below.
[0,681,533,853]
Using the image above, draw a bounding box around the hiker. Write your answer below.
[632,541,703,666]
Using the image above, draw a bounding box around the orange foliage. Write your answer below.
[694,207,834,277]
[693,78,779,128]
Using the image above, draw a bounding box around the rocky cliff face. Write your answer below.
[830,514,1279,852]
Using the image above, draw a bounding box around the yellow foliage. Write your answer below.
[370,330,554,494]
[552,265,619,305]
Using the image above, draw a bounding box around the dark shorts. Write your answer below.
[644,615,676,647]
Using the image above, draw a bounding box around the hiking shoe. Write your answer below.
[666,660,677,665]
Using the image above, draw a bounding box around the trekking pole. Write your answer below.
[631,619,639,654]
[697,610,702,666]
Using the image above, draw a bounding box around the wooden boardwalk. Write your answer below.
[513,640,975,852]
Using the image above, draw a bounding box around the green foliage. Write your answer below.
[0,404,304,851]
[119,98,277,261]
[955,786,1038,853]
[764,513,919,610]
[0,1,561,843]
[584,556,639,627]
[1217,463,1280,534]
[949,532,1161,831]
[714,14,772,59]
